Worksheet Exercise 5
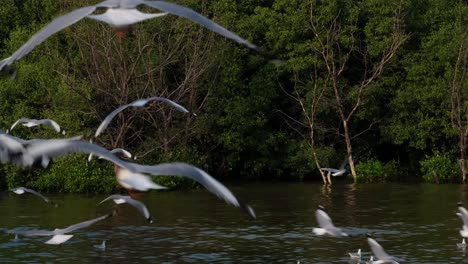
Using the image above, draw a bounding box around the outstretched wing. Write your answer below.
[94,96,189,138]
[367,237,392,261]
[10,187,50,203]
[315,209,334,229]
[138,0,258,50]
[57,214,110,234]
[21,139,255,219]
[0,6,97,71]
[321,168,340,173]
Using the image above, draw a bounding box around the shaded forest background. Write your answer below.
[0,0,466,192]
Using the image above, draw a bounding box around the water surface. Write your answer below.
[1,183,467,263]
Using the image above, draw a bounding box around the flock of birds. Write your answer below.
[310,202,468,263]
[2,0,464,263]
[0,0,260,250]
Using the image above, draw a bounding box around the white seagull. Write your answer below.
[94,96,191,138]
[94,240,106,250]
[0,0,258,72]
[14,214,110,245]
[348,248,361,260]
[312,205,348,237]
[367,235,400,264]
[99,194,153,223]
[13,138,256,219]
[321,157,348,176]
[9,187,51,204]
[8,118,65,135]
[457,202,468,237]
[457,238,466,249]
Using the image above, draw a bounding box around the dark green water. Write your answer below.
[1,183,468,263]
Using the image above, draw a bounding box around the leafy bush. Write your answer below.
[420,151,459,183]
[355,159,400,183]
[34,155,116,193]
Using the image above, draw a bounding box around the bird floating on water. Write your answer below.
[8,118,65,135]
[13,214,111,245]
[367,234,400,264]
[0,0,259,73]
[99,194,153,223]
[94,240,106,250]
[348,248,361,260]
[312,205,348,237]
[457,238,467,249]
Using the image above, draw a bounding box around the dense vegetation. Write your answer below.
[0,0,466,192]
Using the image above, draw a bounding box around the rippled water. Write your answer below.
[1,183,468,263]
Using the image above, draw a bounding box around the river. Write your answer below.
[0,183,467,263]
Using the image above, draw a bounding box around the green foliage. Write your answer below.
[420,151,459,183]
[35,155,115,193]
[0,0,466,192]
[355,159,400,183]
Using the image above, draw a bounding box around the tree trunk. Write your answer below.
[343,120,357,181]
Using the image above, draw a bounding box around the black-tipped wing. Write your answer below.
[0,6,97,71]
[94,96,189,138]
[138,0,258,50]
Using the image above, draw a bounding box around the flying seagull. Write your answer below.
[321,157,348,176]
[0,0,258,72]
[8,118,65,135]
[14,214,111,245]
[14,138,256,219]
[94,96,190,138]
[312,205,348,237]
[367,235,400,264]
[99,194,153,223]
[9,187,51,203]
[457,202,468,237]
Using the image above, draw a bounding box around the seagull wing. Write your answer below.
[12,187,50,203]
[315,209,335,229]
[320,168,340,173]
[339,157,348,170]
[123,197,152,221]
[94,96,189,138]
[9,118,33,132]
[129,162,255,218]
[0,6,97,71]
[21,139,255,219]
[36,119,62,133]
[110,148,132,159]
[56,214,110,234]
[367,237,392,261]
[100,194,152,222]
[458,206,468,228]
[138,0,258,50]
